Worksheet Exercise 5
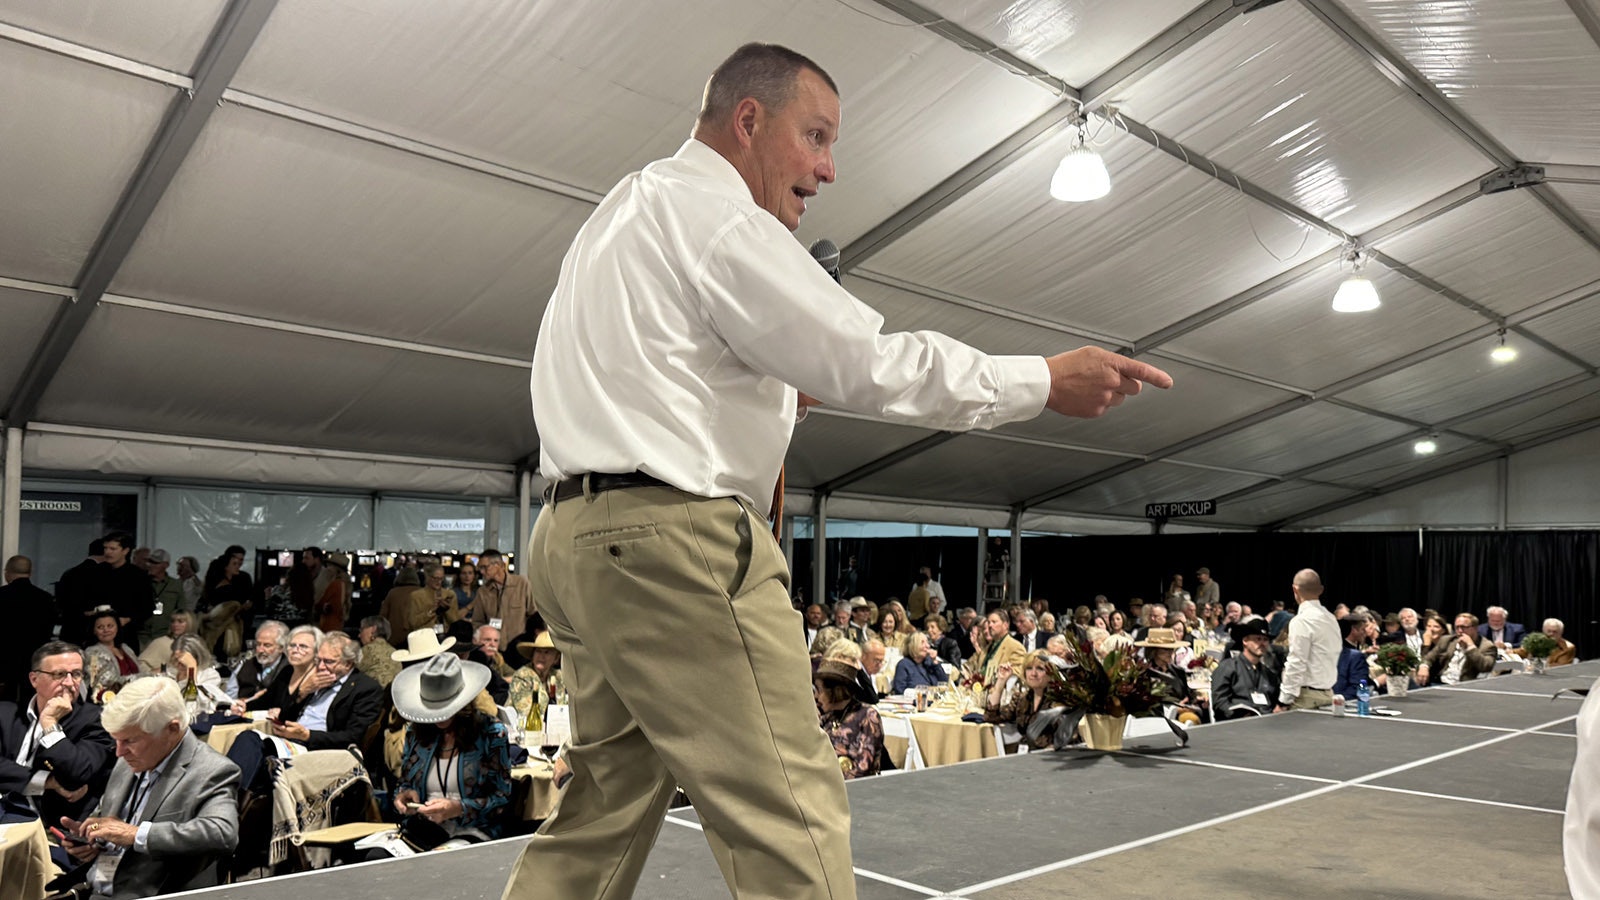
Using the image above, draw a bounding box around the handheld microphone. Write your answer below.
[808,239,841,284]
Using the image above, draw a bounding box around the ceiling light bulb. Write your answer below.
[1490,338,1517,363]
[1331,276,1380,312]
[1050,145,1111,202]
[1413,438,1438,455]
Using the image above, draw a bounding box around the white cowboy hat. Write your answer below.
[391,627,456,663]
[391,654,491,725]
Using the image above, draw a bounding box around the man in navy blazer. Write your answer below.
[1478,606,1526,652]
[0,642,114,826]
[1333,615,1374,700]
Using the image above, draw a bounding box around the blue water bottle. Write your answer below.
[1356,679,1371,717]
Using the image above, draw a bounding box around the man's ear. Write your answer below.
[732,97,761,146]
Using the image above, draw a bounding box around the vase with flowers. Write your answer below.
[1373,644,1421,697]
[1521,633,1558,675]
[1051,633,1172,750]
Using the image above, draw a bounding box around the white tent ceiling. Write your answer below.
[3,0,1599,531]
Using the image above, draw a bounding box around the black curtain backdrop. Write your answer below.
[1424,531,1600,657]
[785,530,1598,653]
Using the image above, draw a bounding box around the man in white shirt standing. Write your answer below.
[1275,569,1341,711]
[502,43,1172,900]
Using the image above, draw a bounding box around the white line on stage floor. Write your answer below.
[1299,708,1551,733]
[950,710,1577,896]
[1348,782,1565,815]
[661,815,946,897]
[1432,684,1584,699]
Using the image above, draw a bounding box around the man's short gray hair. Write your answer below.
[1017,609,1037,624]
[1487,605,1509,617]
[103,676,188,733]
[833,600,852,614]
[1544,618,1564,634]
[1148,604,1167,616]
[320,631,360,665]
[474,623,500,643]
[696,43,838,130]
[360,616,390,640]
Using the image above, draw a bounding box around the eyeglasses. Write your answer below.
[34,669,85,682]
[314,656,342,668]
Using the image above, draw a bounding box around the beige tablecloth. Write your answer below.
[203,719,270,754]
[510,762,559,821]
[879,708,999,769]
[0,819,53,900]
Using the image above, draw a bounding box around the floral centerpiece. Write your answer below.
[1047,633,1173,750]
[1373,643,1421,697]
[1521,632,1558,674]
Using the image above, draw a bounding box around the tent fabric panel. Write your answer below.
[1117,2,1487,233]
[1169,402,1414,475]
[914,0,1213,87]
[34,304,536,463]
[1336,340,1590,425]
[1311,438,1488,488]
[844,433,1114,507]
[1165,266,1486,390]
[1340,0,1600,165]
[848,276,1089,359]
[0,0,223,72]
[783,412,935,490]
[1507,430,1600,525]
[1451,381,1600,443]
[1554,184,1600,236]
[1039,464,1265,518]
[1291,461,1499,529]
[0,287,65,402]
[1373,190,1600,317]
[815,494,1013,531]
[1522,294,1600,368]
[25,429,515,496]
[109,104,591,360]
[865,128,1342,342]
[1208,481,1367,528]
[0,42,175,284]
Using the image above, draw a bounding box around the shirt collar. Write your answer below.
[675,138,756,200]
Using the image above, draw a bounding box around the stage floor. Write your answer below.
[173,661,1595,899]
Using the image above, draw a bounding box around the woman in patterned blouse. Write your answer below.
[984,650,1068,749]
[813,659,883,779]
[393,656,514,839]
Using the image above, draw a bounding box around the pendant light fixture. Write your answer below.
[1332,245,1380,313]
[1490,329,1517,363]
[1050,116,1111,202]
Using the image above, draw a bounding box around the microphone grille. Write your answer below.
[808,238,840,269]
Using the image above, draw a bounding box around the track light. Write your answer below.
[1490,330,1517,363]
[1050,122,1110,202]
[1413,437,1438,455]
[1332,245,1380,312]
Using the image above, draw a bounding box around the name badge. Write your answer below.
[152,602,164,616]
[490,618,503,631]
[432,623,445,635]
[1250,692,1269,707]
[92,846,126,887]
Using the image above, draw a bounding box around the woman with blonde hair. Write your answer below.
[984,650,1068,749]
[138,611,200,673]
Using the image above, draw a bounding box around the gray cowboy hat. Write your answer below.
[391,654,492,725]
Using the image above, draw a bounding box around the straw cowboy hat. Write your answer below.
[515,631,558,656]
[391,654,491,724]
[391,627,456,663]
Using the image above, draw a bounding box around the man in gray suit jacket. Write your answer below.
[61,678,239,899]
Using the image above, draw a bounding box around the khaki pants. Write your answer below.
[500,483,855,900]
[1291,688,1333,710]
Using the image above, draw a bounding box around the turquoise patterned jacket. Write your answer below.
[397,716,514,837]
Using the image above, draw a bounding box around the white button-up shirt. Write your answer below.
[1278,599,1341,705]
[531,138,1050,509]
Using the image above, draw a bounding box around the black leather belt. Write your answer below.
[545,472,670,504]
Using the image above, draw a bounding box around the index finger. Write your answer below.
[1110,355,1174,389]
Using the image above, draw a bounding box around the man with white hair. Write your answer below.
[269,632,384,750]
[61,677,239,898]
[1478,605,1526,651]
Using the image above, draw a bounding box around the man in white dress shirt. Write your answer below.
[1274,569,1341,711]
[501,43,1171,900]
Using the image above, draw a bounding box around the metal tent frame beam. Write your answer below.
[3,0,279,425]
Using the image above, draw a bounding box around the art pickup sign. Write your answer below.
[1144,499,1217,519]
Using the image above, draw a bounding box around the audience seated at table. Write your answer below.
[1335,614,1375,699]
[166,634,227,703]
[890,633,948,695]
[875,610,910,656]
[390,654,513,842]
[1516,618,1578,666]
[230,620,290,706]
[1211,620,1280,719]
[1136,628,1201,719]
[983,651,1069,750]
[967,611,1026,689]
[822,639,878,705]
[925,615,962,669]
[1417,613,1498,686]
[1478,605,1526,652]
[809,626,845,662]
[268,632,383,751]
[136,611,198,675]
[0,641,113,828]
[237,624,321,714]
[813,659,882,780]
[85,608,141,703]
[357,615,403,687]
[507,631,565,730]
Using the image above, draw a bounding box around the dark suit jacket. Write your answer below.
[1011,629,1052,654]
[283,669,384,751]
[0,698,114,824]
[235,655,287,702]
[1479,622,1527,647]
[0,577,56,690]
[1211,654,1281,718]
[90,730,239,899]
